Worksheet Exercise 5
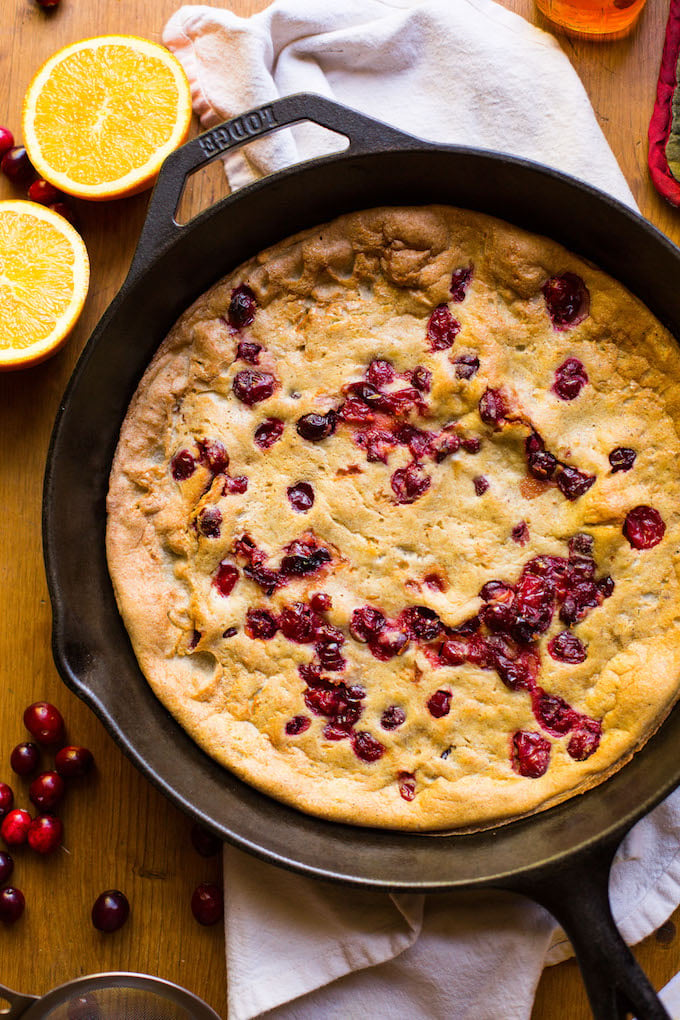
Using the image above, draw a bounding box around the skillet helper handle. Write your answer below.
[0,982,38,1018]
[132,92,420,273]
[511,842,670,1020]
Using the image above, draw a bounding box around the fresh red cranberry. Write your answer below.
[394,423,434,461]
[380,706,406,730]
[287,481,315,512]
[556,466,595,501]
[0,127,14,160]
[401,606,442,641]
[0,887,25,924]
[338,396,375,425]
[450,265,473,301]
[453,354,479,379]
[223,474,248,494]
[548,631,587,663]
[542,272,590,330]
[461,436,482,454]
[10,742,40,777]
[285,715,311,736]
[427,305,460,351]
[188,630,201,651]
[254,417,284,449]
[473,475,489,496]
[191,882,223,925]
[23,702,64,746]
[197,438,229,474]
[439,638,468,666]
[213,561,239,597]
[567,718,602,760]
[349,606,385,642]
[533,690,578,736]
[36,0,61,8]
[366,359,395,387]
[280,542,331,577]
[190,822,221,857]
[1,809,31,847]
[567,537,592,562]
[233,369,276,405]
[0,851,14,884]
[409,366,432,392]
[197,506,222,538]
[55,745,94,778]
[49,201,78,227]
[391,462,431,504]
[279,603,317,643]
[29,771,65,812]
[427,690,452,718]
[433,427,461,463]
[27,814,63,854]
[552,358,589,400]
[398,772,417,801]
[478,388,507,427]
[369,628,408,661]
[512,730,551,778]
[310,592,332,612]
[236,340,262,364]
[480,579,513,602]
[623,505,666,549]
[27,179,60,205]
[228,284,257,329]
[223,626,238,639]
[609,447,636,473]
[512,521,530,546]
[424,572,448,591]
[296,410,337,442]
[171,449,196,481]
[527,447,557,481]
[304,679,362,728]
[245,608,278,640]
[1,146,34,184]
[0,784,14,818]
[92,890,129,932]
[316,640,346,672]
[495,650,538,692]
[351,731,385,762]
[599,575,615,599]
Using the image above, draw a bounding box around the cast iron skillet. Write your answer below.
[44,94,680,1019]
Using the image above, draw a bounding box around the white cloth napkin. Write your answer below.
[163,2,680,1016]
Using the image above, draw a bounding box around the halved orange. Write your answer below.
[22,35,192,201]
[0,201,89,370]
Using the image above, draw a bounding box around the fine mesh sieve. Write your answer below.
[0,972,222,1019]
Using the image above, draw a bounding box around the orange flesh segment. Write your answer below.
[0,210,80,350]
[33,46,183,186]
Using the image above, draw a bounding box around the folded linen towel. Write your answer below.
[163,2,680,1016]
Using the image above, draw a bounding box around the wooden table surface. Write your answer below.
[1,0,679,1016]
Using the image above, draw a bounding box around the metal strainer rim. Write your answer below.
[0,971,222,1020]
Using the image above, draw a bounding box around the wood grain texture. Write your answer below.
[0,1,678,1017]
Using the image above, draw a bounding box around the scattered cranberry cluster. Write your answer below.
[242,539,612,783]
[189,823,224,926]
[0,125,76,225]
[0,702,94,925]
[211,533,332,605]
[170,267,669,794]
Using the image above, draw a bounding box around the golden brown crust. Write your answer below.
[106,206,680,831]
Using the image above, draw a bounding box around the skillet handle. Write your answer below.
[508,841,670,1020]
[0,982,38,1018]
[130,92,421,276]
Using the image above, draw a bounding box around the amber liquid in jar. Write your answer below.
[534,0,647,39]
